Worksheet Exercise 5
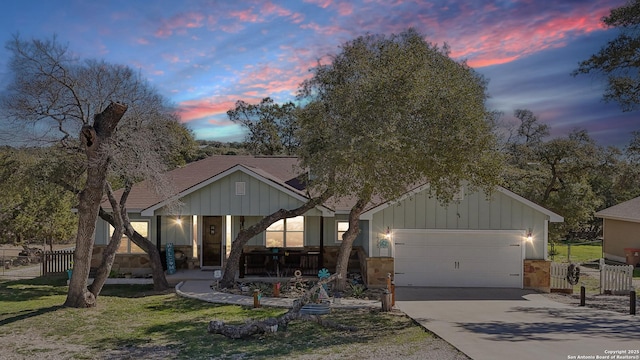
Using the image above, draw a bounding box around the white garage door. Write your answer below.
[394,229,524,288]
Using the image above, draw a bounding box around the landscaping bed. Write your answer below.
[220,273,386,302]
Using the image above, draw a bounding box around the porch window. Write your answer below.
[336,221,349,242]
[109,221,148,254]
[265,216,304,248]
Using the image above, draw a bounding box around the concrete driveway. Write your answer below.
[396,287,640,360]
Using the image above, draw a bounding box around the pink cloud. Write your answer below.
[227,2,304,25]
[236,63,311,96]
[408,1,617,68]
[162,54,189,64]
[178,97,240,123]
[337,2,354,16]
[300,22,346,36]
[229,8,259,22]
[154,12,205,38]
[305,0,333,9]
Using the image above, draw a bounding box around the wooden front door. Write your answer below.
[202,216,223,267]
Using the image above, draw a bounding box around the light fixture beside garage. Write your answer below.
[378,227,391,257]
[526,229,533,242]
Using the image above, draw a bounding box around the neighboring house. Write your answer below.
[94,155,563,290]
[595,197,640,266]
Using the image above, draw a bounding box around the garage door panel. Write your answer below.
[394,230,523,288]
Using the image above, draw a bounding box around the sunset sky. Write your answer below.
[0,0,636,147]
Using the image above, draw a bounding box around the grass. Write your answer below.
[549,241,640,278]
[548,241,603,264]
[0,276,440,359]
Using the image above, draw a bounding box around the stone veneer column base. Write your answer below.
[523,259,551,293]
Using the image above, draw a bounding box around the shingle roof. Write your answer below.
[103,155,304,212]
[104,155,563,222]
[595,196,640,223]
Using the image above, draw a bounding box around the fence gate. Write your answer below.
[599,258,633,294]
[550,262,573,293]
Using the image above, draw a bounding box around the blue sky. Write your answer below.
[0,0,635,147]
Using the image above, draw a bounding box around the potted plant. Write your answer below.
[66,260,73,280]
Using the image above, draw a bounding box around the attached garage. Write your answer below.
[393,229,525,288]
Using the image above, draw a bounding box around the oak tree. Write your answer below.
[0,35,191,307]
[297,29,503,290]
[574,0,640,111]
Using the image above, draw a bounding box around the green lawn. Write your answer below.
[548,241,603,264]
[549,241,640,279]
[0,276,445,359]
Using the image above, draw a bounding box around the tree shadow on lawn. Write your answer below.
[458,307,640,342]
[0,276,68,301]
[0,305,64,326]
[93,309,414,359]
[99,284,168,298]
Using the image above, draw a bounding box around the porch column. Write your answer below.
[156,215,162,252]
[320,216,324,269]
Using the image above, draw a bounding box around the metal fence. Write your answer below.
[0,249,43,279]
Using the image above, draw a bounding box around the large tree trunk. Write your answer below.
[220,189,332,288]
[64,102,128,308]
[123,218,169,291]
[95,183,169,292]
[334,194,370,291]
[88,182,125,297]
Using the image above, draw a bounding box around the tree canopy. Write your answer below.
[227,97,299,155]
[296,28,504,288]
[574,0,640,111]
[0,35,196,306]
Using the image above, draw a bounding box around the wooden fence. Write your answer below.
[550,262,573,293]
[599,258,634,294]
[42,249,74,275]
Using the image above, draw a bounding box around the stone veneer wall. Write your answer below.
[91,245,192,276]
[363,257,394,288]
[523,259,551,293]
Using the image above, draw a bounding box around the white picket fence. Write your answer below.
[550,262,573,291]
[599,258,634,294]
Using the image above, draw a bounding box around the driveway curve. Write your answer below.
[396,287,640,360]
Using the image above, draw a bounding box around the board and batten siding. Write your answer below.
[370,187,548,259]
[158,170,322,217]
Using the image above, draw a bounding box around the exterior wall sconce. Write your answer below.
[175,216,182,225]
[379,226,391,257]
[526,229,533,242]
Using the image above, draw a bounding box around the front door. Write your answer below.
[202,216,223,267]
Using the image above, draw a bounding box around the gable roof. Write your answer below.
[104,155,563,223]
[103,155,306,213]
[359,183,564,222]
[595,196,640,223]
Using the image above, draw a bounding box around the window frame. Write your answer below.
[265,216,305,248]
[336,221,349,243]
[108,220,150,254]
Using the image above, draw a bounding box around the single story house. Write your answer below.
[94,155,563,289]
[595,197,640,266]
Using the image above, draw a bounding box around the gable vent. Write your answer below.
[235,182,246,196]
